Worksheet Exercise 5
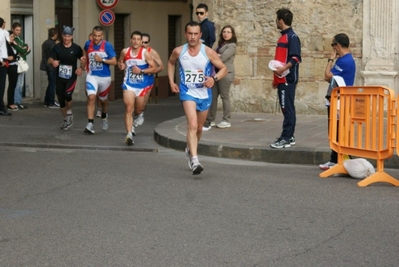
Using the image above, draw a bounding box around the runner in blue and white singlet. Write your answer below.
[168,21,228,175]
[179,43,213,105]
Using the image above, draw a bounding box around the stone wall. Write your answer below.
[199,0,364,114]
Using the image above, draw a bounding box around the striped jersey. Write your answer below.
[122,46,152,89]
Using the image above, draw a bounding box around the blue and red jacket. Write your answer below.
[273,27,301,86]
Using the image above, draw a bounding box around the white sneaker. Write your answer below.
[210,121,216,127]
[84,122,95,134]
[202,125,211,131]
[66,115,73,128]
[101,116,108,130]
[96,110,102,118]
[125,133,134,146]
[216,121,231,128]
[190,158,204,175]
[134,112,144,127]
[319,161,336,170]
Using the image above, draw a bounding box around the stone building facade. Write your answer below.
[197,0,399,114]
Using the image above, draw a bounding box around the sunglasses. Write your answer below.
[331,42,338,47]
[196,12,205,15]
[142,41,149,44]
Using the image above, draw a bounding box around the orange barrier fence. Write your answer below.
[319,86,399,187]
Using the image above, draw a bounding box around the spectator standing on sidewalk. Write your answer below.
[270,8,301,149]
[6,31,19,111]
[196,3,215,48]
[319,33,356,170]
[82,26,117,134]
[203,25,237,131]
[12,22,31,110]
[41,27,59,108]
[48,26,84,130]
[168,21,227,175]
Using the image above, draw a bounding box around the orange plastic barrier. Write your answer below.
[319,86,399,187]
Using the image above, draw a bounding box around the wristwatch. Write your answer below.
[212,76,218,82]
[141,69,144,74]
[102,58,105,63]
[328,58,334,62]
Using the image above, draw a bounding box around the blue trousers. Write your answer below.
[277,83,296,141]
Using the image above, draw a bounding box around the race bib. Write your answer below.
[89,56,103,71]
[59,65,73,79]
[185,70,205,88]
[128,67,143,84]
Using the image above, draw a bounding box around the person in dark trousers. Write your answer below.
[319,33,356,170]
[6,31,18,111]
[270,8,301,149]
[196,3,215,48]
[41,27,59,108]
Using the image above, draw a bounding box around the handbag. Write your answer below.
[17,58,29,73]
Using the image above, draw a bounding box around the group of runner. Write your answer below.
[47,22,228,175]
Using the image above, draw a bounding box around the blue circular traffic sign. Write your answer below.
[99,9,115,26]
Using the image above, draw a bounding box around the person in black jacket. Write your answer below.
[196,3,215,48]
[6,31,18,111]
[41,28,59,108]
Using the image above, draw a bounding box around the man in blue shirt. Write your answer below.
[319,33,356,170]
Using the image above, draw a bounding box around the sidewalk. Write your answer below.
[155,110,333,165]
[2,97,397,167]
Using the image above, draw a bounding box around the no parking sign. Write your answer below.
[99,9,115,26]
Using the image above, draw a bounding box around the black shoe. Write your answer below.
[0,110,12,116]
[17,104,27,109]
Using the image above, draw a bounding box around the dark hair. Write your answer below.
[93,25,103,32]
[185,21,201,32]
[142,33,150,42]
[130,31,142,39]
[218,25,237,46]
[196,3,208,12]
[334,33,350,48]
[276,8,293,26]
[48,27,58,38]
[0,18,4,27]
[12,22,22,30]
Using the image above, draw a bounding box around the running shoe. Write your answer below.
[101,116,108,130]
[125,133,134,146]
[60,121,68,130]
[84,122,95,134]
[133,112,144,127]
[270,138,291,149]
[190,158,204,175]
[66,115,73,128]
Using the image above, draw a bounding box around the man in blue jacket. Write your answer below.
[196,3,215,48]
[270,8,301,149]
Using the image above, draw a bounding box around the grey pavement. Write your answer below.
[1,96,398,167]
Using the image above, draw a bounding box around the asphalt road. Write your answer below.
[1,98,398,266]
